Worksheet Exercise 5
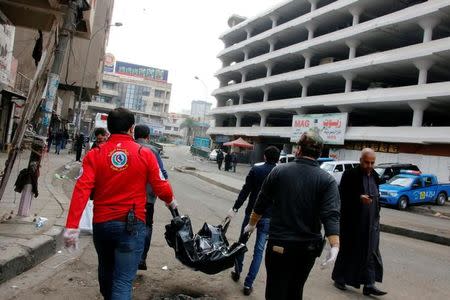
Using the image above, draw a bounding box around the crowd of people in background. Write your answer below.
[216,148,238,172]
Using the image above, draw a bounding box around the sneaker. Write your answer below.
[138,261,147,270]
[243,286,253,296]
[231,271,240,282]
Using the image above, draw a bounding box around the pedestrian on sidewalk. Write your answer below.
[332,148,386,297]
[63,108,177,300]
[62,128,69,149]
[134,124,169,271]
[74,133,84,162]
[47,129,53,152]
[244,131,341,300]
[226,146,280,296]
[224,150,232,171]
[231,151,238,173]
[216,149,224,170]
[54,130,63,154]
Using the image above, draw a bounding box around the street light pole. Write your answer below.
[74,22,122,136]
[194,76,209,136]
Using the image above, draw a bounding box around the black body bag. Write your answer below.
[164,209,247,275]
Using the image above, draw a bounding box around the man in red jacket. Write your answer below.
[64,108,176,300]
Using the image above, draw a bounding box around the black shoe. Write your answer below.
[334,281,347,291]
[138,261,147,270]
[363,286,387,296]
[231,271,240,282]
[243,286,253,296]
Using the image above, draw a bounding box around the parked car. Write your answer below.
[278,154,295,164]
[317,157,335,165]
[379,171,450,210]
[209,149,220,161]
[375,163,420,183]
[320,160,360,184]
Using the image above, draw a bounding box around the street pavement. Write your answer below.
[0,145,449,299]
[0,148,78,284]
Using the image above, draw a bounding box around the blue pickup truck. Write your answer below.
[379,172,450,210]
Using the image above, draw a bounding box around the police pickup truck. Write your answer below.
[379,171,450,210]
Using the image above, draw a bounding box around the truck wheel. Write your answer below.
[436,192,447,206]
[398,196,408,210]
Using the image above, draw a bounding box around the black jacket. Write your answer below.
[254,158,340,243]
[232,162,276,218]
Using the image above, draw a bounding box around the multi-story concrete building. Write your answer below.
[163,112,189,143]
[208,0,450,181]
[85,57,172,135]
[190,100,212,121]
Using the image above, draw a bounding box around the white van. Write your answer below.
[320,160,360,184]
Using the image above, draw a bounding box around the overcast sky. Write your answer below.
[107,0,282,113]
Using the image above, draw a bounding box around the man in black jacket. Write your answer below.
[226,146,280,296]
[245,131,341,300]
[332,148,386,296]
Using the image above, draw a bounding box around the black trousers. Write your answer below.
[265,241,316,300]
[75,147,82,161]
[217,160,223,170]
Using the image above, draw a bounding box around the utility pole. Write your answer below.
[16,0,84,216]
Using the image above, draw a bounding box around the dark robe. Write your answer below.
[332,166,383,288]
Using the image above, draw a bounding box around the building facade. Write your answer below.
[208,0,450,181]
[190,100,212,121]
[85,57,172,136]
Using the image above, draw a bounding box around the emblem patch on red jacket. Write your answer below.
[109,149,129,171]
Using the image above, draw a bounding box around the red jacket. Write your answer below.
[66,134,174,229]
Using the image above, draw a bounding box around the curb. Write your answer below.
[174,167,240,194]
[380,224,450,247]
[175,167,450,247]
[0,226,63,284]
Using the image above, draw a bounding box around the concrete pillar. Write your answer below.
[299,79,311,98]
[241,70,248,83]
[308,0,319,12]
[259,112,268,127]
[235,113,242,127]
[243,48,250,61]
[349,7,363,26]
[245,27,253,40]
[343,72,356,93]
[295,108,308,115]
[418,17,440,43]
[238,91,245,105]
[262,86,271,102]
[305,23,317,40]
[337,105,353,113]
[268,38,277,52]
[346,39,360,59]
[269,14,279,28]
[265,61,274,77]
[409,102,429,127]
[303,52,314,69]
[413,59,434,85]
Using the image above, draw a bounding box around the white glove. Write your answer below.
[226,208,237,219]
[167,199,178,209]
[321,246,339,269]
[243,224,256,235]
[63,228,80,251]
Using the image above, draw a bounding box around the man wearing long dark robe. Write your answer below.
[332,148,387,297]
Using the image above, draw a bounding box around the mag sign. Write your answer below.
[290,113,348,145]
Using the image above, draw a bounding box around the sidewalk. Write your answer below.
[0,149,76,284]
[175,163,450,247]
